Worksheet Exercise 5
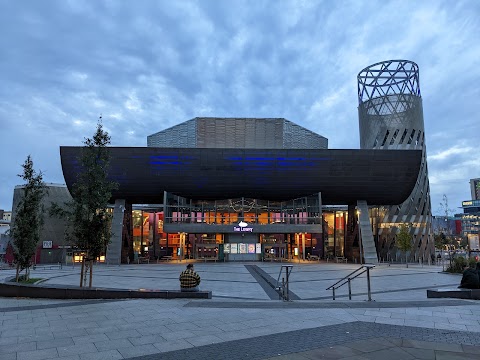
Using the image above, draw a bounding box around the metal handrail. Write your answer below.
[326,264,375,301]
[275,265,293,301]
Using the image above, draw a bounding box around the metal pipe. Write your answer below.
[285,268,290,301]
[367,266,372,301]
[281,277,285,300]
[348,278,352,300]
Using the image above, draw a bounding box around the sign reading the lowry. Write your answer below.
[233,221,253,232]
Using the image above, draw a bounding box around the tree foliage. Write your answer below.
[396,223,412,264]
[51,119,118,286]
[10,156,46,281]
[434,233,448,249]
[71,121,118,259]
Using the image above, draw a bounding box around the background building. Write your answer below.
[461,199,480,251]
[0,210,11,264]
[357,60,434,262]
[10,183,72,264]
[470,178,480,201]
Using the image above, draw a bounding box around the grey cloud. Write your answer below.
[1,0,479,214]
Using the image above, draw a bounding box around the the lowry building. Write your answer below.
[59,60,433,265]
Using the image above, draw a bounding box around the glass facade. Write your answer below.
[322,211,347,259]
[123,194,357,262]
[164,195,323,226]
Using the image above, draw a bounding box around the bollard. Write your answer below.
[348,279,352,300]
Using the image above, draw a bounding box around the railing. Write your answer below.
[275,265,293,301]
[163,216,322,225]
[326,264,375,301]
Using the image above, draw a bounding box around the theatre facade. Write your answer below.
[61,117,422,265]
[59,60,433,265]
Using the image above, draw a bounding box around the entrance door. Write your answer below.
[196,244,218,260]
[226,233,259,261]
[263,244,287,261]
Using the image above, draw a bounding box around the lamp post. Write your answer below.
[357,210,363,265]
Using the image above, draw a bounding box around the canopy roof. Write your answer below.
[60,147,422,205]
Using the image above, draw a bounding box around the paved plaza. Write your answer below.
[1,261,480,359]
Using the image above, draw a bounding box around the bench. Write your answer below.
[33,263,63,270]
[0,282,212,299]
[427,288,480,300]
[307,255,319,261]
[199,257,218,262]
[335,257,347,263]
[158,256,173,263]
[137,257,150,264]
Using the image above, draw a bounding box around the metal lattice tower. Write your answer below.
[357,60,433,262]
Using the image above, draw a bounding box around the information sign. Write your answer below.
[43,241,52,249]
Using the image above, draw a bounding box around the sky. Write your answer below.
[0,0,479,215]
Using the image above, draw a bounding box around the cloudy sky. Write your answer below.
[1,0,478,215]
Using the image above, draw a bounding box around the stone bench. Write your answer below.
[137,257,150,264]
[33,263,63,270]
[0,282,212,300]
[427,288,480,300]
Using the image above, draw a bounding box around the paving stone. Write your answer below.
[0,341,36,354]
[0,351,16,360]
[57,343,98,357]
[128,334,165,346]
[104,329,141,340]
[17,347,58,360]
[73,333,109,344]
[78,349,123,360]
[117,344,159,358]
[462,344,480,355]
[2,264,480,359]
[0,336,18,345]
[401,346,436,360]
[435,350,480,359]
[36,337,74,350]
[402,339,464,352]
[153,339,194,353]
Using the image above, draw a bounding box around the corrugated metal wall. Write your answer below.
[147,119,197,148]
[147,117,328,149]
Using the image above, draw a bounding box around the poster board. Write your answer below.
[224,243,231,254]
[239,243,247,254]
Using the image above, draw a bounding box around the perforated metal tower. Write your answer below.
[357,60,434,261]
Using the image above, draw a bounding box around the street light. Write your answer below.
[357,209,363,265]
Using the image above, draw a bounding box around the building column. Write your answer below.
[302,233,306,260]
[106,199,125,265]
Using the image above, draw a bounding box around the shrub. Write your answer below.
[446,257,467,273]
[468,258,478,269]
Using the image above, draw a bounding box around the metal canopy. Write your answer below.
[60,147,422,205]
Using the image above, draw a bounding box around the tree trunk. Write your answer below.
[80,257,85,287]
[16,262,20,282]
[89,260,93,288]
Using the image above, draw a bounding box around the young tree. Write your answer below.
[396,223,412,267]
[52,119,118,287]
[10,156,46,281]
[434,233,447,250]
